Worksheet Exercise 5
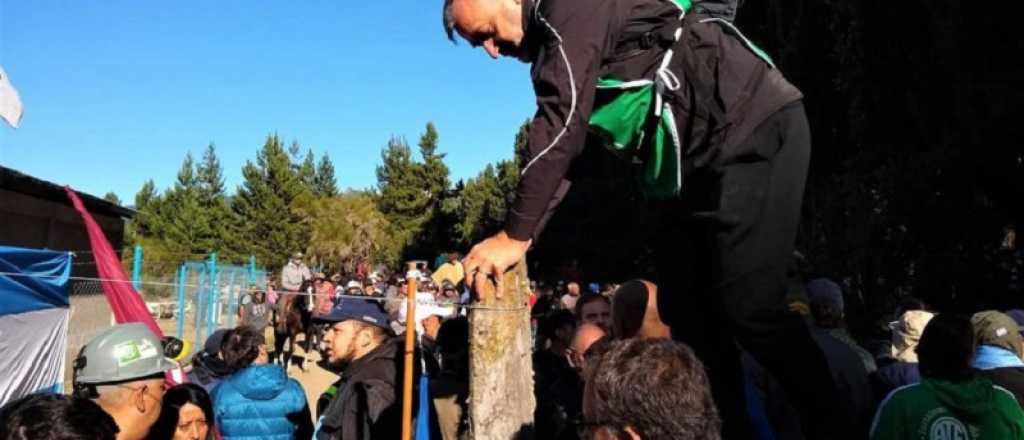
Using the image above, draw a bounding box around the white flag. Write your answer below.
[0,66,24,129]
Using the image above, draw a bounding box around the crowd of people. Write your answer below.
[4,251,1024,440]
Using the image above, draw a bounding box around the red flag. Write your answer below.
[65,187,163,337]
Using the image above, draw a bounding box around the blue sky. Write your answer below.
[0,1,534,204]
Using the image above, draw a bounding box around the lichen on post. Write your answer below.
[468,258,536,439]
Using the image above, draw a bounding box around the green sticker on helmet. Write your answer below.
[114,339,159,367]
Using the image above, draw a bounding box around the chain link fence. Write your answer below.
[62,256,269,387]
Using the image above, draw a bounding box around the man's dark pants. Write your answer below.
[656,102,852,439]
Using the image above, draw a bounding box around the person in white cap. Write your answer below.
[345,280,364,297]
[280,252,312,294]
[72,323,177,440]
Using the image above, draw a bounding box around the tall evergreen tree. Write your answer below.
[314,153,339,198]
[161,153,210,259]
[299,148,317,192]
[133,179,161,235]
[197,143,226,198]
[232,134,313,269]
[196,143,237,259]
[417,122,453,253]
[376,136,425,260]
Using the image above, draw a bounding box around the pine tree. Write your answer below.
[232,134,313,269]
[417,122,453,253]
[161,153,210,259]
[299,148,317,192]
[313,153,339,198]
[197,143,226,198]
[196,143,237,260]
[376,136,426,261]
[133,180,161,236]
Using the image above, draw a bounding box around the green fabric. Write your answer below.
[871,378,1024,440]
[585,0,691,199]
[590,79,654,152]
[589,78,681,199]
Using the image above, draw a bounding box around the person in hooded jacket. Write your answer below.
[210,325,313,440]
[872,310,934,400]
[971,310,1024,406]
[187,329,234,394]
[870,313,1024,439]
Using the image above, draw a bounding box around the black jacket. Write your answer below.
[506,0,802,240]
[810,327,873,437]
[188,352,235,394]
[317,338,405,440]
[977,367,1024,407]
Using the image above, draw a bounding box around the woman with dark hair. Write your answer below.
[211,325,313,440]
[870,314,1024,439]
[148,384,215,440]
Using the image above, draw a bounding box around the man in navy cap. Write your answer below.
[314,297,403,440]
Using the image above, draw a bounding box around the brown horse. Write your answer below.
[273,282,312,370]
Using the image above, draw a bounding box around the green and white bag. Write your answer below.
[587,0,773,200]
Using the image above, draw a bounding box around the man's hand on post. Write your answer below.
[462,230,531,301]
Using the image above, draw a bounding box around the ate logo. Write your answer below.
[929,416,969,440]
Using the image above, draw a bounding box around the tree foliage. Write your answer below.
[305,192,391,272]
[231,134,313,269]
[103,192,122,206]
[314,153,339,197]
[375,122,453,261]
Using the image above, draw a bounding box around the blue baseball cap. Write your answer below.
[316,297,390,330]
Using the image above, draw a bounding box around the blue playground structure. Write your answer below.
[171,254,268,343]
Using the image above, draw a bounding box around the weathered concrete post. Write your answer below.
[469,259,535,439]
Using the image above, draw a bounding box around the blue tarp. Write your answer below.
[0,246,71,315]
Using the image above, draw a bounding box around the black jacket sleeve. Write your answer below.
[504,0,615,241]
[288,403,315,440]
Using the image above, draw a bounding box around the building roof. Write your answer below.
[0,165,135,218]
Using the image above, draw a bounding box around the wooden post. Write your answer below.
[469,259,535,439]
[401,275,418,440]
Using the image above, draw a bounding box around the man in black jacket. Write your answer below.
[315,297,402,440]
[446,0,851,437]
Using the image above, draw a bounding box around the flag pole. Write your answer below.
[401,272,418,440]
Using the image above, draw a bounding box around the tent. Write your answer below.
[0,246,71,406]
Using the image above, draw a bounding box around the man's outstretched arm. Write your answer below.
[464,0,614,292]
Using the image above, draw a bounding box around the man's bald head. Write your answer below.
[569,323,607,372]
[93,376,166,440]
[611,279,671,339]
[572,323,606,354]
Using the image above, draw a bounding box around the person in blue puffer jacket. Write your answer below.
[211,326,314,440]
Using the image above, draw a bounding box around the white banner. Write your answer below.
[0,66,24,129]
[0,307,69,406]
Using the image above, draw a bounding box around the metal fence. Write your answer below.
[175,258,268,343]
[61,251,269,388]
